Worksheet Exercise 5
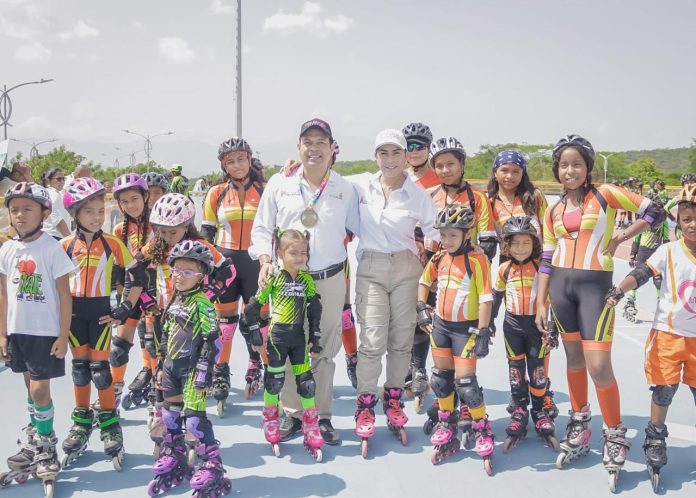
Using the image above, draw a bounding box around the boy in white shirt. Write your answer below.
[605,184,696,490]
[0,182,74,491]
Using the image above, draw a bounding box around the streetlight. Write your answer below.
[123,129,175,172]
[114,150,139,170]
[11,138,58,158]
[599,153,614,184]
[1,78,54,139]
[235,0,242,136]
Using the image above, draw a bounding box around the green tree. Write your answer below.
[28,146,88,183]
[628,158,661,184]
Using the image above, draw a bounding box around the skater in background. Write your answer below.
[605,184,696,492]
[60,178,145,470]
[490,215,558,454]
[143,173,169,208]
[202,137,268,414]
[535,134,666,491]
[0,183,74,497]
[350,129,439,457]
[416,205,495,470]
[149,240,231,496]
[243,229,324,460]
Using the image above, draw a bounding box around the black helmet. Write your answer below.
[218,137,252,161]
[502,215,537,240]
[434,205,475,231]
[402,122,433,145]
[168,240,214,275]
[143,172,169,192]
[680,172,696,185]
[551,134,595,183]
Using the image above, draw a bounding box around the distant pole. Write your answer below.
[235,0,242,137]
[0,78,54,140]
[600,153,614,184]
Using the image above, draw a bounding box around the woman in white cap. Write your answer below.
[349,129,439,457]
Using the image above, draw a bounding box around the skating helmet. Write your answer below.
[217,137,252,161]
[170,164,183,175]
[402,122,433,146]
[502,215,537,241]
[113,172,148,197]
[63,177,106,214]
[150,193,196,227]
[433,205,475,231]
[4,182,51,211]
[680,172,696,185]
[429,137,466,164]
[143,172,169,192]
[168,239,214,275]
[551,134,595,183]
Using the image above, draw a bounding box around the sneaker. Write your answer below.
[279,416,303,442]
[318,418,341,446]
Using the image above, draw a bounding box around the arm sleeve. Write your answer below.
[540,204,558,274]
[536,189,549,222]
[248,177,278,261]
[474,255,493,303]
[198,299,219,341]
[602,184,666,230]
[494,263,508,292]
[419,255,438,287]
[475,190,497,240]
[201,187,219,228]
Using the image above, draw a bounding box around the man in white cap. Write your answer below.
[249,118,359,445]
[348,129,439,437]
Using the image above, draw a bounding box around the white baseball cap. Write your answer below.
[374,129,407,151]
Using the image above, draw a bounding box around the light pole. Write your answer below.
[1,78,54,140]
[123,129,175,172]
[235,0,242,136]
[11,138,58,158]
[599,153,614,184]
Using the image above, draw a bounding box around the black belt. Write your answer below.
[308,261,345,281]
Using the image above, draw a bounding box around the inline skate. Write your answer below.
[0,425,37,488]
[406,366,430,413]
[423,400,440,435]
[345,353,358,390]
[190,443,232,497]
[301,408,324,461]
[355,394,377,458]
[61,408,93,468]
[262,406,281,457]
[471,418,494,476]
[623,297,638,322]
[34,432,60,498]
[531,407,560,451]
[643,422,667,493]
[383,388,408,446]
[503,406,528,453]
[430,411,460,465]
[147,433,193,496]
[556,405,592,469]
[97,409,125,471]
[244,359,263,400]
[603,424,631,493]
[212,363,230,417]
[122,366,152,409]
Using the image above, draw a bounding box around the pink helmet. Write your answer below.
[4,182,52,211]
[113,172,148,197]
[63,177,105,214]
[150,193,196,227]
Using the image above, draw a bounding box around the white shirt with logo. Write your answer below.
[0,232,75,337]
[646,239,696,337]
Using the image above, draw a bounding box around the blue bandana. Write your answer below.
[493,150,527,172]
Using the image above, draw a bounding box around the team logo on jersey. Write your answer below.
[13,257,45,302]
[678,280,696,318]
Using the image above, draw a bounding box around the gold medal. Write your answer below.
[301,207,319,227]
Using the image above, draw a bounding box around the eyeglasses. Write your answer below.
[172,268,204,278]
[407,143,426,152]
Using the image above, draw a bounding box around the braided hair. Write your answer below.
[273,228,311,264]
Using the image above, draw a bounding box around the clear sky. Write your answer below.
[2,0,695,174]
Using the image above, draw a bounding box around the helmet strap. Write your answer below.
[11,219,44,242]
[410,160,428,172]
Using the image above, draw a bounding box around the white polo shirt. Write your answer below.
[349,172,439,261]
[248,166,360,272]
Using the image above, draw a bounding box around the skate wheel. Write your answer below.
[222,478,232,494]
[608,472,618,493]
[431,451,441,465]
[272,443,280,457]
[217,400,226,418]
[112,452,124,471]
[244,383,253,400]
[15,473,29,485]
[161,476,172,491]
[398,428,408,446]
[414,396,423,414]
[423,420,434,435]
[44,480,54,498]
[484,457,494,476]
[122,393,133,410]
[0,472,11,487]
[648,466,660,493]
[147,479,161,497]
[314,449,323,462]
[547,436,560,452]
[503,437,514,453]
[361,439,369,459]
[173,471,183,486]
[187,448,196,466]
[556,452,568,469]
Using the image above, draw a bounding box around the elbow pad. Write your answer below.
[628,263,655,288]
[478,238,498,261]
[642,201,668,231]
[112,266,126,288]
[491,290,504,321]
[127,261,148,288]
[201,224,217,244]
[307,294,322,334]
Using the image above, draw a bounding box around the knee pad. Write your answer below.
[90,360,113,390]
[529,363,548,391]
[109,335,133,367]
[430,367,455,399]
[218,315,238,343]
[264,370,285,395]
[296,371,316,399]
[161,401,183,431]
[508,360,528,398]
[456,375,484,409]
[185,412,212,440]
[72,359,91,387]
[651,384,679,407]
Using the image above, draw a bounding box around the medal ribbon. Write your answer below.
[305,167,331,210]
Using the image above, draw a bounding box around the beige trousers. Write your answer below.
[280,270,346,420]
[355,250,422,395]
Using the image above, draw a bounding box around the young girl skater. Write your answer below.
[148,240,231,497]
[416,205,495,473]
[490,216,559,453]
[243,229,324,461]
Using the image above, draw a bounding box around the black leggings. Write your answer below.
[503,312,548,405]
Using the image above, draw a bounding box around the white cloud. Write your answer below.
[210,0,233,15]
[263,1,354,37]
[14,42,51,62]
[0,1,49,40]
[59,19,100,40]
[158,37,196,63]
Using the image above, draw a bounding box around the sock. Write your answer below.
[438,392,455,413]
[264,390,279,407]
[595,379,621,427]
[217,340,233,365]
[566,367,588,412]
[300,397,315,409]
[341,326,357,355]
[97,385,116,411]
[34,402,55,436]
[111,364,127,384]
[469,403,487,420]
[27,398,36,426]
[74,384,91,408]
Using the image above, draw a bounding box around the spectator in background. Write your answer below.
[0,160,33,196]
[193,177,209,193]
[63,163,92,189]
[40,168,71,239]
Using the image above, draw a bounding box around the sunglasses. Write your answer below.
[172,268,204,278]
[407,143,426,152]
